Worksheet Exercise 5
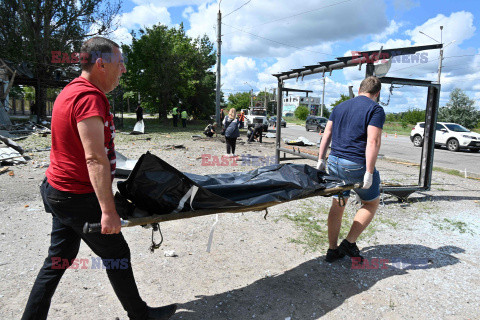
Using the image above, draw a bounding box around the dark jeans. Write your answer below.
[225,137,237,154]
[181,118,186,128]
[172,115,178,127]
[21,179,148,320]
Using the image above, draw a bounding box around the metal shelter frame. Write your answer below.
[272,44,442,200]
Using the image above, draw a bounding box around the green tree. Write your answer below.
[122,23,216,121]
[294,105,309,120]
[227,92,251,111]
[319,105,331,118]
[330,94,350,109]
[0,0,121,118]
[401,108,425,125]
[438,88,479,129]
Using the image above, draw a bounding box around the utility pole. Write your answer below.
[321,77,326,117]
[215,9,222,125]
[438,26,444,84]
[419,26,444,84]
[250,89,253,107]
[264,87,267,109]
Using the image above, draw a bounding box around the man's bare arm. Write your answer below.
[365,125,383,173]
[318,120,333,160]
[78,116,121,234]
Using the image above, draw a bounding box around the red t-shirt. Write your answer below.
[46,77,116,194]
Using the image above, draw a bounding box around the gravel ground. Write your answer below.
[1,129,479,320]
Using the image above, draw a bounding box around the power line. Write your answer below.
[223,0,353,36]
[222,22,335,56]
[223,0,252,19]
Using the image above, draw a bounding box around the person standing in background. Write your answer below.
[135,104,143,122]
[223,108,241,156]
[181,109,188,128]
[172,105,179,127]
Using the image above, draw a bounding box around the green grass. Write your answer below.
[433,218,475,235]
[283,116,305,126]
[382,122,413,136]
[118,117,208,134]
[280,199,378,253]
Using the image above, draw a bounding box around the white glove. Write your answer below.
[316,159,326,171]
[362,171,373,189]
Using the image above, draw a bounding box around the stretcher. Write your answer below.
[83,152,359,238]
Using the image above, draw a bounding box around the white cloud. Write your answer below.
[221,57,259,94]
[182,6,194,19]
[406,11,475,46]
[372,20,403,41]
[187,0,388,57]
[110,27,133,46]
[120,3,172,29]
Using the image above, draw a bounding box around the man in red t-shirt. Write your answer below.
[22,37,176,320]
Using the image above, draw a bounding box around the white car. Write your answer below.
[410,122,480,152]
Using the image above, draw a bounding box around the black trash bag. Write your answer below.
[116,152,349,218]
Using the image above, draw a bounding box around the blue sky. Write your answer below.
[111,0,480,112]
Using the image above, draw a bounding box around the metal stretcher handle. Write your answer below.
[83,221,128,234]
[83,222,101,233]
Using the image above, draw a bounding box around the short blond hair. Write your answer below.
[359,76,381,94]
[228,108,236,119]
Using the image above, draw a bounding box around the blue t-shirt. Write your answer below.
[329,95,385,164]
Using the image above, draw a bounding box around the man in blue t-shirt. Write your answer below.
[317,76,385,263]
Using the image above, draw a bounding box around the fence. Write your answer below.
[7,99,53,116]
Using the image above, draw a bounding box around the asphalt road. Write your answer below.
[273,123,480,177]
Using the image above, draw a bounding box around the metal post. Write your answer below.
[275,80,283,164]
[321,76,326,117]
[437,26,443,84]
[264,87,267,109]
[215,10,222,125]
[365,63,375,77]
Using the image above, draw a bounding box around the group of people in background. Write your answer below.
[171,105,188,128]
[201,108,262,156]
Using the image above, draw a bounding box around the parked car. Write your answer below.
[268,116,286,127]
[305,116,328,133]
[410,122,480,152]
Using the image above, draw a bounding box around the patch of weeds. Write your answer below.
[414,199,439,214]
[375,216,398,229]
[281,200,376,253]
[389,297,396,311]
[433,218,475,235]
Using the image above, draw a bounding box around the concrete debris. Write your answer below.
[1,121,50,136]
[0,134,24,154]
[265,132,276,138]
[0,146,27,164]
[0,166,10,175]
[164,250,177,257]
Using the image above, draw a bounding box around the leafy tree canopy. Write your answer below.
[438,88,479,129]
[0,0,121,117]
[294,105,309,120]
[330,94,350,109]
[227,92,251,111]
[122,23,216,120]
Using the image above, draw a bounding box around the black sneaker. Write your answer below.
[338,239,364,261]
[147,304,177,320]
[325,248,346,262]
